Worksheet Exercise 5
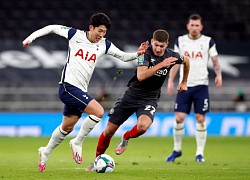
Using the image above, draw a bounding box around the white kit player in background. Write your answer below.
[23,12,148,172]
[166,14,222,162]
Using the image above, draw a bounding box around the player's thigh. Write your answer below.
[136,101,157,122]
[84,99,104,118]
[175,91,192,114]
[193,85,210,114]
[108,102,135,126]
[59,83,95,116]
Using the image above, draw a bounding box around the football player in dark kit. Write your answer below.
[86,29,190,171]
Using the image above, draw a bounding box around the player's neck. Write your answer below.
[188,34,201,40]
[86,31,95,43]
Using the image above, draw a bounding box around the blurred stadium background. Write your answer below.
[0,0,250,137]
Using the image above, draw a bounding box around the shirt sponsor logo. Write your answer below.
[75,49,97,62]
[184,51,203,59]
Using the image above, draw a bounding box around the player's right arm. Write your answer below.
[167,64,180,96]
[22,25,69,47]
[176,56,189,92]
[167,38,181,96]
[137,56,178,82]
[107,41,148,62]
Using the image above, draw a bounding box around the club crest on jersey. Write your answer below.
[75,49,97,62]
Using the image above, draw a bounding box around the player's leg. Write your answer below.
[96,122,119,156]
[70,99,104,163]
[58,83,103,164]
[86,100,131,172]
[75,99,104,145]
[195,113,206,162]
[116,103,156,155]
[130,103,156,138]
[116,115,153,155]
[166,90,191,162]
[193,85,209,162]
[86,122,119,172]
[166,112,186,162]
[38,114,79,172]
[173,112,186,151]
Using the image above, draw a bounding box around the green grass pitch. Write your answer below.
[0,136,249,179]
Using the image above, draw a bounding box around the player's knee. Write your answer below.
[104,129,115,137]
[93,108,104,119]
[195,114,205,124]
[175,113,185,123]
[61,125,73,133]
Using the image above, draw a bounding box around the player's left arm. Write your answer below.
[107,41,149,62]
[177,56,189,92]
[22,25,69,47]
[211,55,222,88]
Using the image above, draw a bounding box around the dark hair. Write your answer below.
[188,14,202,24]
[153,29,169,42]
[89,12,111,29]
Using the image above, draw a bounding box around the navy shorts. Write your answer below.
[174,85,210,114]
[108,92,158,126]
[58,83,93,117]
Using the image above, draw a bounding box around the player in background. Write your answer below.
[166,14,222,162]
[22,12,148,172]
[86,29,190,171]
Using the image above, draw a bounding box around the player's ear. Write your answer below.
[151,38,154,44]
[166,42,169,47]
[200,24,203,31]
[89,25,94,31]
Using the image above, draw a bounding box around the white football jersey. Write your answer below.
[23,25,138,92]
[174,34,218,87]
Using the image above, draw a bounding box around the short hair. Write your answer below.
[187,14,202,24]
[153,29,169,42]
[89,12,111,29]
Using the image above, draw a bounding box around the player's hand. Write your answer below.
[162,57,178,67]
[137,41,149,56]
[215,76,222,88]
[22,40,32,48]
[177,82,188,92]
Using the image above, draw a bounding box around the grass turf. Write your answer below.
[0,136,249,179]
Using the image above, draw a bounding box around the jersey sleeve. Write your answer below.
[171,51,184,64]
[106,43,138,62]
[174,38,180,53]
[137,52,150,67]
[208,38,218,57]
[23,25,70,43]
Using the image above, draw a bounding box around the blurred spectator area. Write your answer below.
[0,0,250,44]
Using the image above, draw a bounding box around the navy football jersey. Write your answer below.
[127,46,184,99]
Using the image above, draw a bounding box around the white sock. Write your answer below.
[43,125,69,156]
[74,115,101,146]
[195,123,207,156]
[173,122,184,152]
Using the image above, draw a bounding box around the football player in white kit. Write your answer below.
[23,12,148,172]
[166,14,222,162]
